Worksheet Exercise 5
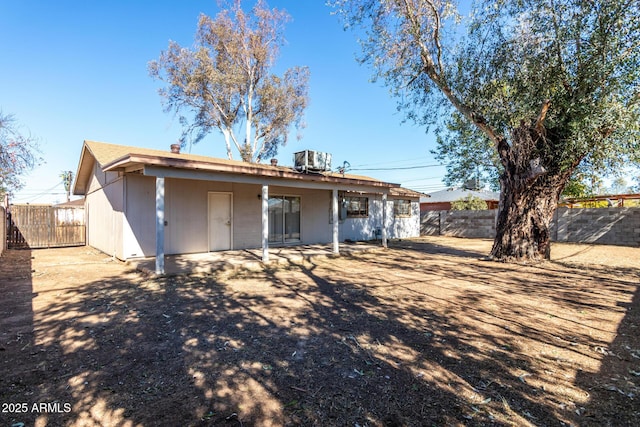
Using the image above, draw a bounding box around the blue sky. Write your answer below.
[1,1,448,204]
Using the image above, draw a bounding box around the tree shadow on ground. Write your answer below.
[573,265,640,426]
[388,238,489,259]
[0,249,36,420]
[1,245,637,426]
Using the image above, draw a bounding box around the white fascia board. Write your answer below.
[143,165,390,194]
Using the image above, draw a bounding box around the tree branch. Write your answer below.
[535,99,551,134]
[400,1,505,149]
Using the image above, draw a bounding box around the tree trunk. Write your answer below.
[222,128,234,160]
[490,122,572,262]
[490,173,564,261]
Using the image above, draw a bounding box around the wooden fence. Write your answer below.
[6,204,86,249]
[0,206,5,256]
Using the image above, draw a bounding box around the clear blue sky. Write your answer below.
[1,0,448,204]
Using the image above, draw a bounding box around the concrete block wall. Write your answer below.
[420,211,441,236]
[440,210,497,238]
[554,207,640,245]
[420,207,640,246]
[420,210,497,238]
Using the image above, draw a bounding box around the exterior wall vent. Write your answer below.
[293,150,332,173]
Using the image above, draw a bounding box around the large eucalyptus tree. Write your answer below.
[332,0,640,260]
[150,0,309,163]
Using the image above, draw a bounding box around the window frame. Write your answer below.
[393,199,412,217]
[344,195,369,218]
[268,194,301,244]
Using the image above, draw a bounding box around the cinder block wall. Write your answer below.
[421,207,640,246]
[420,211,441,236]
[440,210,497,238]
[554,207,640,245]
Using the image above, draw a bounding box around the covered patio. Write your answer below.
[130,242,382,276]
[74,141,421,276]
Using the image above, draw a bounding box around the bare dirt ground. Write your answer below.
[1,237,639,426]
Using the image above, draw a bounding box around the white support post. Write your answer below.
[332,189,339,254]
[382,192,388,248]
[261,185,269,263]
[155,176,165,275]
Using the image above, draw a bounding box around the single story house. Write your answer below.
[420,188,500,211]
[73,141,421,274]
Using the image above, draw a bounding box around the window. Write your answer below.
[345,196,368,218]
[394,199,412,217]
[268,196,301,243]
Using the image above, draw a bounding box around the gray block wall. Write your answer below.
[420,207,640,246]
[554,207,640,245]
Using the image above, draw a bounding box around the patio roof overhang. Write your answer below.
[73,140,405,196]
[103,153,399,193]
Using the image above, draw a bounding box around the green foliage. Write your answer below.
[561,173,590,198]
[149,0,310,162]
[433,112,502,191]
[450,195,488,211]
[332,0,640,182]
[331,0,640,259]
[0,112,40,195]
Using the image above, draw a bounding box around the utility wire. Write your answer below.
[351,156,436,168]
[349,163,443,171]
[12,181,64,203]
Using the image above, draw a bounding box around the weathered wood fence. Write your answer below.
[6,204,85,249]
[0,206,5,256]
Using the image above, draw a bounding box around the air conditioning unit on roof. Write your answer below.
[293,150,332,172]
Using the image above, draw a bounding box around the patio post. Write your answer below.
[332,189,339,254]
[261,185,269,263]
[382,192,388,248]
[155,176,165,275]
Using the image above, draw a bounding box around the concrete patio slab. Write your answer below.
[130,242,382,276]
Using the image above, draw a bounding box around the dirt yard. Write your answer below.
[1,237,639,426]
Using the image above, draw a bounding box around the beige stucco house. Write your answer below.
[73,140,421,274]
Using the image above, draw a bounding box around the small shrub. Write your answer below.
[451,195,488,210]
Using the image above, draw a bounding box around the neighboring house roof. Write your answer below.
[74,140,401,195]
[421,188,500,203]
[389,187,427,199]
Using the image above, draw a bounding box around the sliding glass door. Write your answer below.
[268,196,300,243]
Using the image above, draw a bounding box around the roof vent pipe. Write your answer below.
[270,158,278,166]
[170,143,181,154]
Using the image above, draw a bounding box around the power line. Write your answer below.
[351,156,436,168]
[12,181,64,203]
[401,176,445,183]
[350,163,443,171]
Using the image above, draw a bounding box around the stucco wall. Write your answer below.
[123,174,155,258]
[89,171,422,259]
[119,178,352,258]
[389,199,420,239]
[340,196,420,241]
[122,176,265,258]
[86,163,124,258]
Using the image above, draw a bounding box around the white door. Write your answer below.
[208,193,232,251]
